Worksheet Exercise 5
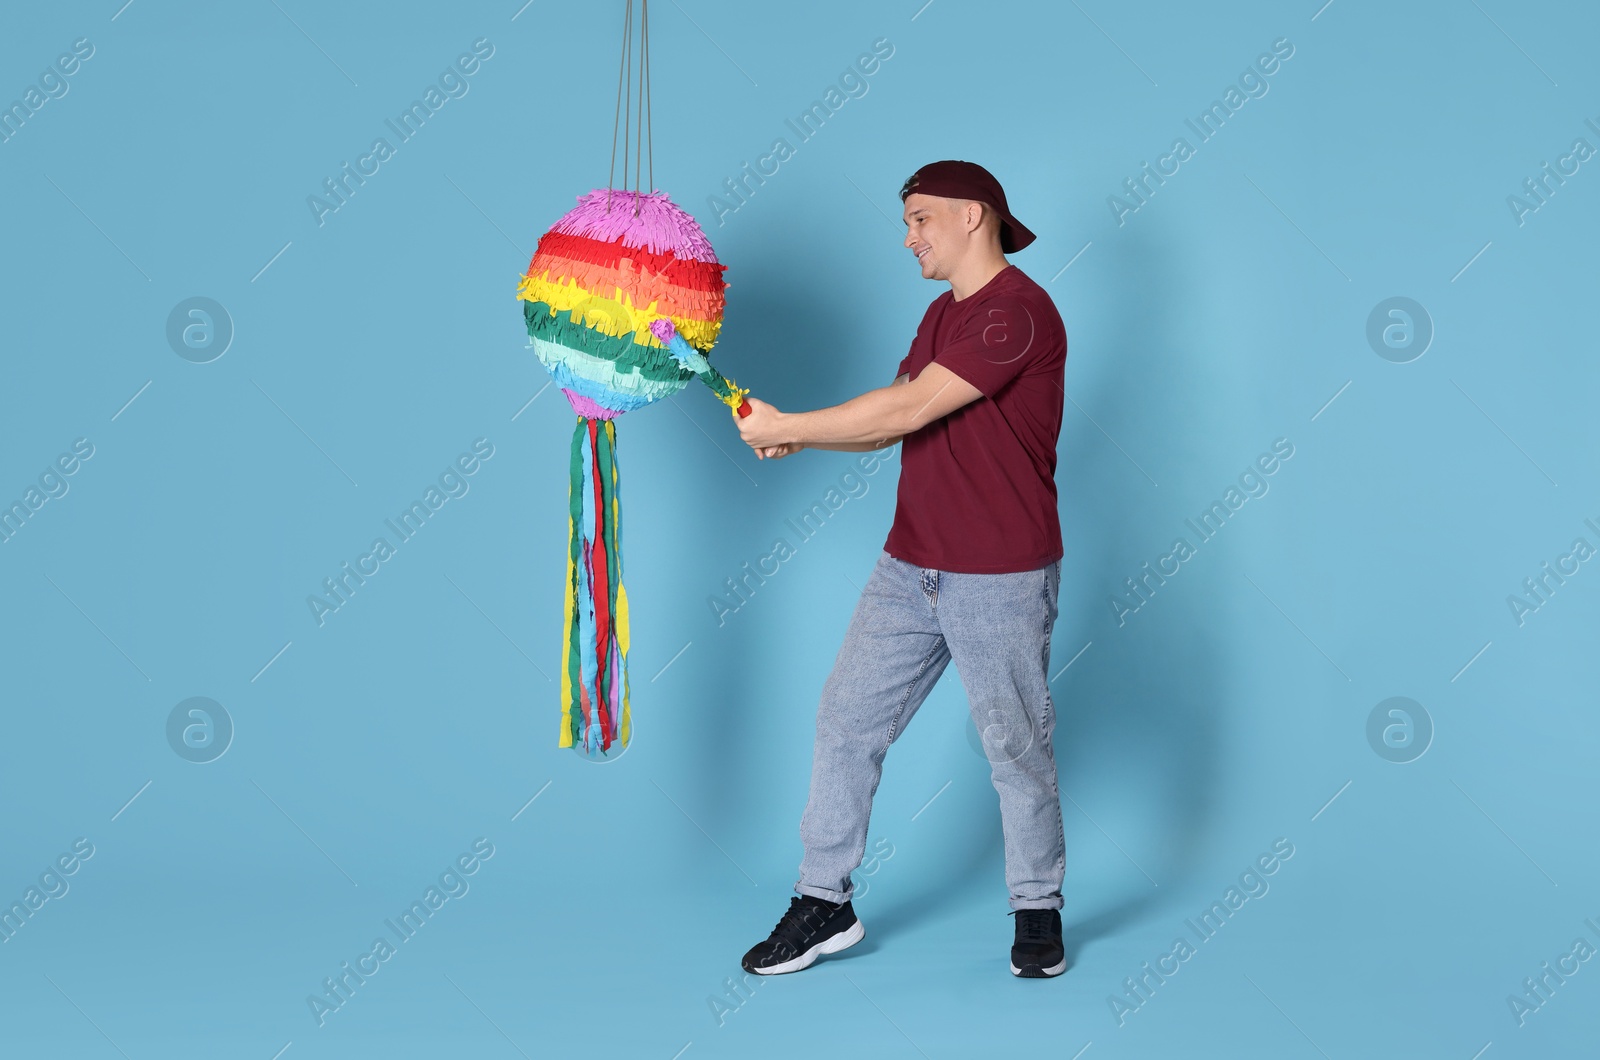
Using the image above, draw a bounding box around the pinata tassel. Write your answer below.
[559,415,631,757]
[608,420,632,747]
[560,419,585,748]
[588,418,613,752]
[603,419,631,752]
[577,419,602,753]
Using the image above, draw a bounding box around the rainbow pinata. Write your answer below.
[517,189,731,419]
[517,188,742,758]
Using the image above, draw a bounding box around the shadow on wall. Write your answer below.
[859,228,1227,961]
[1054,227,1226,965]
[658,255,856,863]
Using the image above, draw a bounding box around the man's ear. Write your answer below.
[975,203,1001,245]
[950,197,980,236]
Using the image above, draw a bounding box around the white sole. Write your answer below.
[1011,956,1067,977]
[750,919,865,975]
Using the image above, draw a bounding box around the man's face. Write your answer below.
[902,192,967,281]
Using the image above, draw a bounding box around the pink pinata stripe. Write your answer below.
[563,389,624,419]
[551,189,721,263]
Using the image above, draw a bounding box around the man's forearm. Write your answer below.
[803,439,901,452]
[783,386,911,447]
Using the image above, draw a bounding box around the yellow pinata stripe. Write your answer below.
[516,273,723,350]
[618,581,631,747]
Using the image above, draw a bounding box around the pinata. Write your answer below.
[515,0,747,758]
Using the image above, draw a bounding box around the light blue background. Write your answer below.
[3,1,1597,1057]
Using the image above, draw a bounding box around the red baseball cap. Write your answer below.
[898,160,1037,253]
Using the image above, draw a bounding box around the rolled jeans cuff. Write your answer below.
[795,881,852,905]
[1009,894,1064,911]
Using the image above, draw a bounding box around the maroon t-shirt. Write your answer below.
[883,264,1067,574]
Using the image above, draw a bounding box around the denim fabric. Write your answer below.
[796,550,1066,911]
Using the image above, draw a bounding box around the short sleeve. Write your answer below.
[933,294,1043,397]
[898,303,939,380]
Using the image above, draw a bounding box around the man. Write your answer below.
[734,160,1070,978]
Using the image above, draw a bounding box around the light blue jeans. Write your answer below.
[796,550,1066,911]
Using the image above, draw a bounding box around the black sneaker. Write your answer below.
[1010,908,1066,977]
[741,895,865,975]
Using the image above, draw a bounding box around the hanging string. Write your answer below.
[606,0,652,216]
[607,0,632,214]
[634,0,645,208]
[643,0,653,197]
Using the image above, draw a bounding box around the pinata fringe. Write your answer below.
[530,230,728,298]
[518,266,725,336]
[559,416,630,755]
[550,188,722,262]
[517,272,723,350]
[530,339,675,413]
[524,308,690,382]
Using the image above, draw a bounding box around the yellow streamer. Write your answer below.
[720,376,750,415]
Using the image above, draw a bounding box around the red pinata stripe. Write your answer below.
[528,252,727,322]
[588,419,614,747]
[528,232,727,293]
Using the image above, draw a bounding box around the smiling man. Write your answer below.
[735,160,1072,979]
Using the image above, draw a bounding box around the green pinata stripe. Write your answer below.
[523,301,696,380]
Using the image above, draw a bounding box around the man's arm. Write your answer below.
[740,365,983,451]
[802,373,909,452]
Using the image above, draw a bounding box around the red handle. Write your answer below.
[736,399,752,418]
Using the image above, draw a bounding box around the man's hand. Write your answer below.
[755,442,804,460]
[737,396,790,450]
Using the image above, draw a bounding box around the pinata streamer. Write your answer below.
[518,0,747,757]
